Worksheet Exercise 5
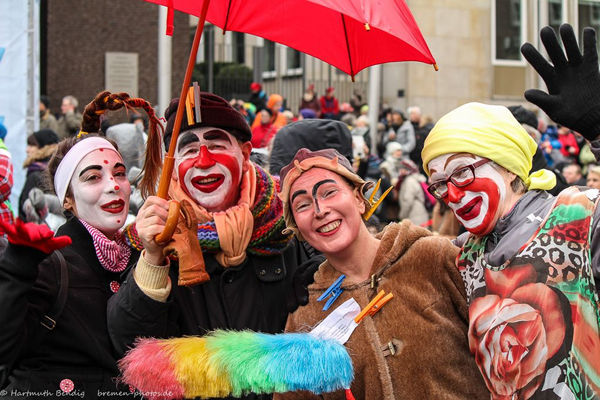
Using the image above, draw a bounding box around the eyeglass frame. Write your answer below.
[427,158,491,200]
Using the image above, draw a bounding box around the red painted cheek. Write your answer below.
[178,157,199,199]
[211,152,242,205]
[461,177,501,235]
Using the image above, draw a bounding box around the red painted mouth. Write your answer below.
[192,174,224,193]
[456,197,482,221]
[101,199,125,214]
[316,219,342,237]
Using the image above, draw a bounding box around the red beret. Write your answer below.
[163,92,251,149]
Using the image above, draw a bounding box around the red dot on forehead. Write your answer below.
[99,149,104,152]
[103,160,108,164]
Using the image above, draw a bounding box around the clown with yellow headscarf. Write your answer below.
[421,24,600,400]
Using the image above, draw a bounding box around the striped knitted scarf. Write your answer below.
[125,164,292,256]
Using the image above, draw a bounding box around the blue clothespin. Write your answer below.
[317,274,346,311]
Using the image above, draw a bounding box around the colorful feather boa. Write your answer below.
[120,330,353,399]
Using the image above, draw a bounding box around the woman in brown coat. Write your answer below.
[275,148,488,400]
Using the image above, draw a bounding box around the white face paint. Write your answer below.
[174,127,246,212]
[428,153,507,235]
[69,149,131,238]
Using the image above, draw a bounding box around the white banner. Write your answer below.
[0,0,39,213]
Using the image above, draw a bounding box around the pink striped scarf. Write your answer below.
[79,219,131,273]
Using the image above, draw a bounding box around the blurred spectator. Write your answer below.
[339,102,354,121]
[396,159,429,226]
[562,163,586,185]
[557,125,580,161]
[130,112,149,140]
[282,110,295,125]
[299,108,317,119]
[384,109,415,159]
[248,82,267,112]
[19,129,60,220]
[0,126,15,237]
[57,95,83,138]
[380,142,404,187]
[251,109,277,149]
[39,95,59,133]
[407,106,433,174]
[106,123,146,171]
[431,201,461,238]
[350,91,365,117]
[299,84,320,115]
[540,124,565,167]
[319,87,339,119]
[341,112,356,129]
[579,142,596,175]
[586,165,600,189]
[252,94,286,131]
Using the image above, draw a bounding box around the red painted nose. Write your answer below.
[194,145,216,169]
[446,182,465,204]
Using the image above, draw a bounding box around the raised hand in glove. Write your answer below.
[521,24,600,141]
[287,254,325,313]
[0,218,71,254]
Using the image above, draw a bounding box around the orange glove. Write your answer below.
[0,218,72,254]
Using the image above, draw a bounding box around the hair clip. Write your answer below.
[76,130,90,139]
[317,274,346,311]
[363,178,393,221]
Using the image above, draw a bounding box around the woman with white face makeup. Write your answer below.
[275,148,488,400]
[0,91,161,398]
[421,26,600,398]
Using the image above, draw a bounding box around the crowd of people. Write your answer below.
[0,23,597,400]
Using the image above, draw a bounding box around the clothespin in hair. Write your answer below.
[363,178,393,221]
[354,289,394,323]
[317,274,346,311]
[192,81,202,123]
[185,86,195,126]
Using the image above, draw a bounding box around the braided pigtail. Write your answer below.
[125,98,164,198]
[80,90,164,198]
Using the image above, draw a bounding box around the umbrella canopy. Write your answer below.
[145,0,436,78]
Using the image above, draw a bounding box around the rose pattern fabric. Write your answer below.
[459,187,600,400]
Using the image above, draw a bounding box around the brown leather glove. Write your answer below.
[164,199,210,286]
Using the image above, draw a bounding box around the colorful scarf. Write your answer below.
[80,219,131,273]
[125,164,292,258]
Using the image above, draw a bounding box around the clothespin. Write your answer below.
[363,178,393,221]
[185,86,195,126]
[317,274,346,311]
[192,81,202,123]
[354,290,394,323]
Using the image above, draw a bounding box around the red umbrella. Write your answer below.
[150,0,436,78]
[150,0,435,280]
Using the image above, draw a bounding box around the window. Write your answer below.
[285,47,302,75]
[579,0,600,52]
[263,39,276,78]
[548,0,563,31]
[232,32,245,64]
[492,0,527,64]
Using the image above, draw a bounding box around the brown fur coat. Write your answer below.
[275,221,488,400]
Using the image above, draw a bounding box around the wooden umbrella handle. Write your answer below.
[155,201,181,245]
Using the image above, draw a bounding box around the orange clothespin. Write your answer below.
[354,289,394,324]
[192,81,202,123]
[185,86,195,126]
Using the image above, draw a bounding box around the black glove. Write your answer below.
[521,24,600,141]
[286,254,325,314]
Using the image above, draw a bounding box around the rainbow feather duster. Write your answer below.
[120,330,353,399]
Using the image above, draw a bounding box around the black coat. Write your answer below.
[0,217,139,399]
[107,239,309,400]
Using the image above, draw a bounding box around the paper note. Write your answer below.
[309,298,360,345]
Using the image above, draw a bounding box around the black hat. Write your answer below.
[164,92,251,149]
[508,105,538,129]
[31,129,59,148]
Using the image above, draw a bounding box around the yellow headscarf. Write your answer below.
[421,102,555,191]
